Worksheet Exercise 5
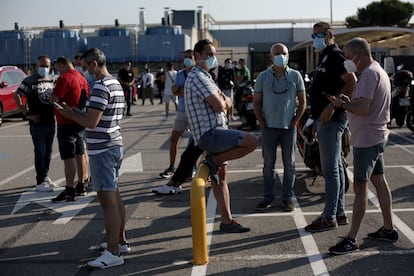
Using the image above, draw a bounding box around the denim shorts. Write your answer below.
[57,123,85,159]
[198,128,243,154]
[90,146,123,192]
[353,143,385,182]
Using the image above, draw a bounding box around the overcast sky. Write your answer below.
[0,0,393,31]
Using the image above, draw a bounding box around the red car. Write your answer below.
[0,66,27,126]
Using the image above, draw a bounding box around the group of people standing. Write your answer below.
[152,21,398,259]
[13,19,398,270]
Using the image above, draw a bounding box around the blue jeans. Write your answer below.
[261,126,296,201]
[29,123,56,184]
[315,120,346,220]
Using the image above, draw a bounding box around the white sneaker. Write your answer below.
[87,250,124,269]
[36,182,53,192]
[99,241,131,253]
[152,184,182,195]
[44,177,57,187]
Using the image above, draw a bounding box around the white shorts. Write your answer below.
[173,111,190,131]
[163,94,178,104]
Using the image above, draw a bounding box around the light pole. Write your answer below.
[330,0,333,26]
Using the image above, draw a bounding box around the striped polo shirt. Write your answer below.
[85,76,125,155]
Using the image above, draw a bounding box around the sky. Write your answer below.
[1,0,399,31]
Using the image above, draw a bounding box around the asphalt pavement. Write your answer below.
[0,102,413,276]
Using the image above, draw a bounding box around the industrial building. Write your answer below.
[0,8,413,77]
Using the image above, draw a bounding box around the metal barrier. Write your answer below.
[190,161,210,265]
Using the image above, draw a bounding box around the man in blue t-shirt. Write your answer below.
[253,43,306,212]
[156,50,195,192]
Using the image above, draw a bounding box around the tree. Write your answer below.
[345,0,414,28]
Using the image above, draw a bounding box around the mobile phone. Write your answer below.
[53,102,64,109]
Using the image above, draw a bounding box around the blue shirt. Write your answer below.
[175,69,187,112]
[255,66,305,129]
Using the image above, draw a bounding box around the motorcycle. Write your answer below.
[390,70,412,127]
[234,81,257,130]
[296,100,351,193]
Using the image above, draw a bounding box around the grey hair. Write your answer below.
[270,43,288,54]
[81,48,106,66]
[343,37,371,56]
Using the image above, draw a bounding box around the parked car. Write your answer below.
[0,66,27,126]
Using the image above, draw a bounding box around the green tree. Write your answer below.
[345,0,414,28]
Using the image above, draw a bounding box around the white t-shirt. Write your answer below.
[164,70,177,95]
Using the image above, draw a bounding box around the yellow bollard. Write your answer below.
[190,161,210,265]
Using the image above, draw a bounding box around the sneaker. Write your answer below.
[75,182,87,196]
[329,236,360,255]
[51,190,75,202]
[367,226,399,242]
[336,214,349,225]
[304,215,338,233]
[99,241,131,253]
[255,199,275,212]
[151,184,182,195]
[87,250,124,269]
[44,177,57,187]
[282,198,295,212]
[220,220,250,233]
[159,166,175,179]
[36,182,54,192]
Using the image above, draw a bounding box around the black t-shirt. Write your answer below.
[309,44,348,121]
[217,68,235,90]
[16,74,55,125]
[118,68,134,83]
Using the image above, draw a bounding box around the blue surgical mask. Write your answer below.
[84,71,96,83]
[183,58,193,68]
[37,67,49,77]
[273,54,289,67]
[226,62,233,69]
[312,37,326,51]
[205,56,218,70]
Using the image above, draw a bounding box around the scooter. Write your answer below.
[234,81,257,130]
[296,99,350,193]
[390,70,412,127]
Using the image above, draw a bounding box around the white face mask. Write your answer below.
[343,56,359,73]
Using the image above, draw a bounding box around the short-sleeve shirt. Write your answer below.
[16,73,55,125]
[85,76,125,155]
[309,44,348,121]
[349,62,390,148]
[53,69,89,126]
[175,69,187,112]
[164,70,177,95]
[184,65,227,145]
[217,68,235,90]
[255,66,305,128]
[238,66,251,82]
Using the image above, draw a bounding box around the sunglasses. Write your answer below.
[311,32,327,39]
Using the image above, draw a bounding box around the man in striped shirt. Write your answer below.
[57,48,127,269]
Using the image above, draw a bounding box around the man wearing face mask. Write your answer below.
[14,55,56,192]
[156,49,195,185]
[305,22,357,232]
[328,37,397,254]
[253,43,306,212]
[185,39,258,232]
[217,58,236,120]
